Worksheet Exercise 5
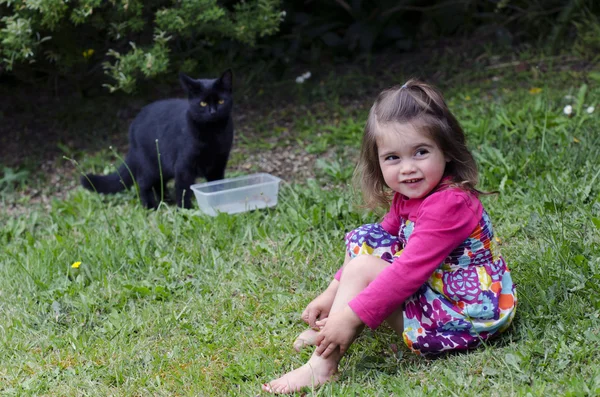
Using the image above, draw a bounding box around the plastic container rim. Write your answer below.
[190,173,282,196]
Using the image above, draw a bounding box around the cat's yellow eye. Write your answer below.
[200,101,207,107]
[218,99,224,104]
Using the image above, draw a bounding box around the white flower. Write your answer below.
[563,105,573,115]
[586,106,595,114]
[302,71,311,79]
[281,11,286,17]
[296,76,305,84]
[564,95,574,101]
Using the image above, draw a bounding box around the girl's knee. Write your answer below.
[342,255,388,281]
[346,255,371,270]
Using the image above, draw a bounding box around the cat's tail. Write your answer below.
[81,163,134,194]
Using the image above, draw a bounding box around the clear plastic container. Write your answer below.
[191,173,282,216]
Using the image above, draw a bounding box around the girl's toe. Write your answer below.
[262,383,272,393]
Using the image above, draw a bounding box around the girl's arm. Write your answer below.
[349,190,483,329]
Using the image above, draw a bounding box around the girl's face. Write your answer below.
[376,122,448,199]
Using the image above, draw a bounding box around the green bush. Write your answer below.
[0,0,283,92]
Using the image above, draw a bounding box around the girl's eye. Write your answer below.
[218,99,224,104]
[385,155,399,161]
[415,149,429,157]
[200,101,208,107]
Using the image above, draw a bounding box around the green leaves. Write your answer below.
[155,0,226,35]
[0,0,283,92]
[0,166,30,193]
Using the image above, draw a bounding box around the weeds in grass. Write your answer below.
[0,166,29,194]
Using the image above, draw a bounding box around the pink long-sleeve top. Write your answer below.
[338,187,483,329]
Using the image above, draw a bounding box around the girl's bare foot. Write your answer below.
[292,329,319,352]
[262,356,338,394]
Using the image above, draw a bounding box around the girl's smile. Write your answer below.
[377,122,448,199]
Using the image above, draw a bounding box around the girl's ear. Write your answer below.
[179,73,199,94]
[219,69,233,92]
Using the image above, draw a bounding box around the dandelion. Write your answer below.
[587,106,595,114]
[82,49,94,59]
[529,87,542,95]
[296,71,311,84]
[71,261,82,269]
[465,95,471,101]
[563,105,573,116]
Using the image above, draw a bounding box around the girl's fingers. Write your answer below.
[315,318,327,329]
[315,332,325,347]
[321,343,337,359]
[301,309,309,323]
[308,310,319,328]
[315,335,327,355]
[315,342,325,356]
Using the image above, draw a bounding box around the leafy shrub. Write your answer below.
[0,0,283,92]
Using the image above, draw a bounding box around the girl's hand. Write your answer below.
[314,306,363,359]
[301,294,332,328]
[301,283,338,328]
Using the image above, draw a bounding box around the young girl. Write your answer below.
[262,79,517,394]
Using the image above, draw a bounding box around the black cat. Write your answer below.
[81,70,234,209]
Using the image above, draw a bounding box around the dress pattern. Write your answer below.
[345,210,516,356]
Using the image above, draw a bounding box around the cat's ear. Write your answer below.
[219,69,233,92]
[179,73,199,94]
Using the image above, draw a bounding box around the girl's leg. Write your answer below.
[263,255,392,394]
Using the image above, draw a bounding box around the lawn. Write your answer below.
[1,48,599,396]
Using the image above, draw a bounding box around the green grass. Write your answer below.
[1,51,600,396]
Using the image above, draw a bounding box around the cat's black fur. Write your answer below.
[81,70,234,209]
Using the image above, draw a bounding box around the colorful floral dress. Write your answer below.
[345,205,516,356]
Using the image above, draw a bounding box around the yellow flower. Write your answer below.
[573,137,580,143]
[529,87,542,95]
[71,261,82,269]
[82,49,95,59]
[465,95,471,101]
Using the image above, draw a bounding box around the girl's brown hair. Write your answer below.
[355,79,480,209]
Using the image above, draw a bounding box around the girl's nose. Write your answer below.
[400,161,416,174]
